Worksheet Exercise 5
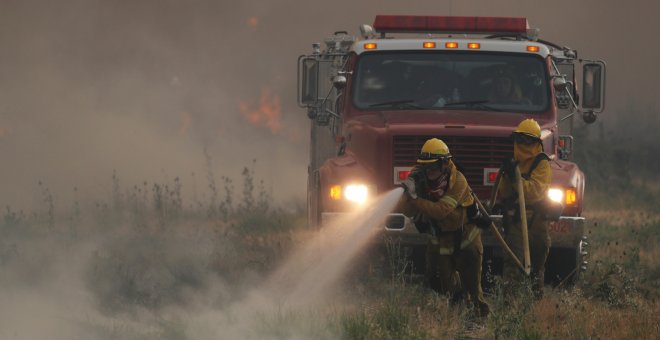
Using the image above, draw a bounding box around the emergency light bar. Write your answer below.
[373,15,528,34]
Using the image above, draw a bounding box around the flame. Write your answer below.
[239,87,282,134]
[247,16,258,30]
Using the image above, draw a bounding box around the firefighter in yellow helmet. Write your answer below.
[498,118,552,298]
[397,138,490,317]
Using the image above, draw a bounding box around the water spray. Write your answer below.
[217,188,405,336]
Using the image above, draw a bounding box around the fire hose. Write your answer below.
[477,165,531,275]
[514,166,532,275]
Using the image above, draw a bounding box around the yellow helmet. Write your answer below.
[417,138,451,163]
[514,118,541,139]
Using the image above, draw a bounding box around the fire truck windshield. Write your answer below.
[353,52,549,113]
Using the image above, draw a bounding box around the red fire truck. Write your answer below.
[298,15,605,283]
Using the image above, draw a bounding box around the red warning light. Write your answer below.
[398,170,411,180]
[488,171,498,182]
[373,15,528,34]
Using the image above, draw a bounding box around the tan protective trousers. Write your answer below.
[426,236,490,317]
[503,210,551,296]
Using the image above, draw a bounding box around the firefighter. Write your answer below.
[398,138,490,317]
[488,68,529,105]
[498,118,552,298]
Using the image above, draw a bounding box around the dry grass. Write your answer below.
[0,168,658,339]
[528,292,659,339]
[331,185,660,339]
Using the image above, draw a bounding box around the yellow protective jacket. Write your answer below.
[397,161,480,255]
[498,143,552,205]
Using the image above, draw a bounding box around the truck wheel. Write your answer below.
[545,244,584,287]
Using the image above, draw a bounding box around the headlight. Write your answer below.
[547,187,578,205]
[344,184,369,204]
[329,184,370,204]
[547,188,564,203]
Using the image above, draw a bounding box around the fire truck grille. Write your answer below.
[393,135,513,197]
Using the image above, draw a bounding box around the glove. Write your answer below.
[475,214,492,230]
[400,177,417,200]
[466,202,479,219]
[501,158,518,179]
[467,202,491,230]
[408,168,424,183]
[491,202,504,215]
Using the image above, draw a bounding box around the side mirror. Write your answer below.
[298,57,319,107]
[581,61,606,113]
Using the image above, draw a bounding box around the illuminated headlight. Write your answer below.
[548,188,564,203]
[547,187,578,205]
[344,184,369,204]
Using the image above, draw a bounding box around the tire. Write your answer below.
[545,245,582,286]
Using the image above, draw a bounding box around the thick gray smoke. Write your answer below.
[0,0,657,209]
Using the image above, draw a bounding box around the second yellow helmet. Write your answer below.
[514,118,541,139]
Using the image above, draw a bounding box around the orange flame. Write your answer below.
[239,87,282,134]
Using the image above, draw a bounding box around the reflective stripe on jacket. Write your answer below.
[397,161,480,253]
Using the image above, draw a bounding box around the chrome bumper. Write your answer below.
[321,212,432,245]
[480,215,585,249]
[321,212,585,249]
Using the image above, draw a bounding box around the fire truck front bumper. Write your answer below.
[321,212,432,245]
[480,215,586,249]
[321,213,585,248]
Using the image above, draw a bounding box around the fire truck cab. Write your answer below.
[298,15,606,284]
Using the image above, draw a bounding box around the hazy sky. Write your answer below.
[0,0,656,209]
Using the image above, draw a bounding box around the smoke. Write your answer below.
[0,188,402,339]
[0,0,310,210]
[0,0,657,209]
[0,0,657,338]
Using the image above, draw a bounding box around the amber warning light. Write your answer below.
[565,188,577,206]
[467,42,481,49]
[330,185,342,200]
